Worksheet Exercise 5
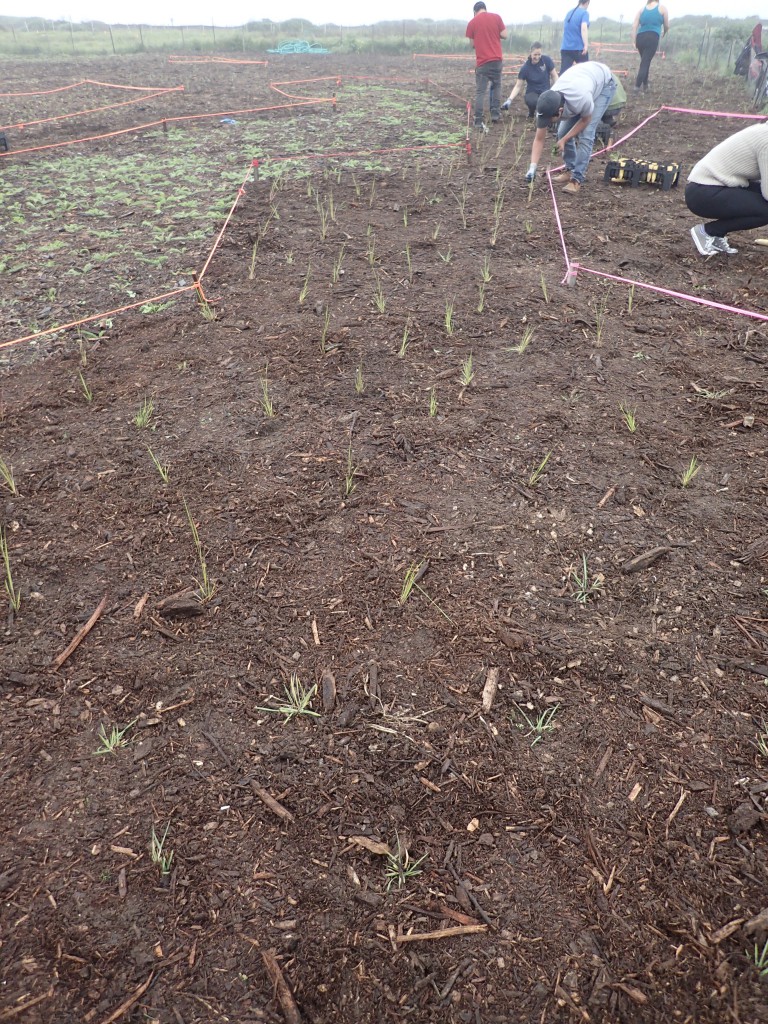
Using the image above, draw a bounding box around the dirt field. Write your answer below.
[2,51,768,1024]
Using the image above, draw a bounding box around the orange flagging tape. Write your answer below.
[198,163,253,282]
[0,77,179,98]
[1,86,183,133]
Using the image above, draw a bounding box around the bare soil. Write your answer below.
[2,52,768,1024]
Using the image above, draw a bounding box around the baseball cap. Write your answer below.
[535,90,563,129]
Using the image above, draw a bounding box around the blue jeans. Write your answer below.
[475,60,502,125]
[558,78,616,183]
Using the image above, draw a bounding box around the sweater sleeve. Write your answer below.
[759,140,768,201]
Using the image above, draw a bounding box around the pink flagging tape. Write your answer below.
[547,170,571,268]
[565,263,768,323]
[660,103,766,120]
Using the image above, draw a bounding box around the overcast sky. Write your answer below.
[11,1,764,28]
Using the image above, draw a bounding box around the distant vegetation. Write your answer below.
[0,13,759,67]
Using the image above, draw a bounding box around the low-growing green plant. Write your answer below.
[0,526,20,613]
[507,326,534,355]
[258,672,320,722]
[133,398,154,430]
[199,300,217,322]
[183,498,215,602]
[428,388,438,418]
[756,720,768,757]
[540,271,550,304]
[373,275,386,314]
[385,836,426,891]
[400,561,423,605]
[444,301,455,337]
[366,234,377,266]
[746,939,768,978]
[438,247,453,264]
[147,447,170,484]
[515,703,560,747]
[680,456,701,487]
[94,720,134,756]
[528,451,551,487]
[259,368,275,417]
[78,371,93,404]
[481,254,492,284]
[460,353,474,387]
[399,321,410,358]
[620,403,638,433]
[140,300,175,315]
[0,456,17,496]
[150,822,174,879]
[354,361,365,395]
[569,554,604,604]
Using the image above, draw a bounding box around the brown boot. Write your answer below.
[551,171,571,184]
[563,180,581,194]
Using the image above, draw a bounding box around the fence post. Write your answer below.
[108,24,116,54]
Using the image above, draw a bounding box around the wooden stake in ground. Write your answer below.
[50,594,107,671]
[262,950,302,1024]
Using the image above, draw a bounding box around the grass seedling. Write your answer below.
[593,294,609,346]
[149,822,174,879]
[94,720,134,756]
[385,836,426,891]
[199,301,216,322]
[404,243,413,283]
[515,704,559,747]
[569,554,604,605]
[756,719,768,757]
[147,447,170,484]
[317,197,330,240]
[455,184,468,229]
[402,205,409,228]
[0,456,17,496]
[428,388,438,418]
[746,939,768,978]
[432,222,442,241]
[540,271,550,304]
[299,263,311,305]
[627,284,635,314]
[259,368,275,417]
[183,498,215,602]
[366,234,377,266]
[368,177,377,208]
[133,397,154,430]
[477,283,486,313]
[399,321,410,358]
[319,306,332,353]
[680,456,701,488]
[528,451,551,487]
[507,326,534,355]
[490,187,505,246]
[344,440,357,496]
[438,246,453,264]
[373,276,386,314]
[0,526,20,613]
[400,561,423,605]
[78,371,93,403]
[327,190,336,222]
[444,301,455,337]
[460,353,474,387]
[332,244,346,283]
[258,672,320,722]
[354,361,365,395]
[620,403,638,433]
[481,254,492,284]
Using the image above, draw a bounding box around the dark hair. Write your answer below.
[530,41,543,49]
[473,1,487,9]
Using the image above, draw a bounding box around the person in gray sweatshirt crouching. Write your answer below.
[686,122,768,256]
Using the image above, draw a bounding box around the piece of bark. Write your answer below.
[321,669,336,712]
[396,924,487,943]
[728,801,764,835]
[482,667,499,712]
[262,950,302,1024]
[156,592,204,618]
[0,987,54,1022]
[50,594,108,671]
[621,546,671,574]
[348,835,391,856]
[249,780,294,823]
[96,973,154,1024]
[744,908,768,937]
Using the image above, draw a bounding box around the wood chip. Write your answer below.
[347,835,391,856]
[321,669,336,712]
[118,867,127,899]
[249,780,295,823]
[396,924,488,943]
[155,592,203,618]
[262,950,302,1024]
[709,918,745,945]
[311,618,320,646]
[50,594,108,671]
[133,592,149,618]
[481,667,499,712]
[621,546,671,574]
[628,783,643,803]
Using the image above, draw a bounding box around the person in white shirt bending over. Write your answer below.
[686,123,768,256]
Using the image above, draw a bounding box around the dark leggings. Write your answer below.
[685,181,768,237]
[560,50,587,74]
[525,88,541,116]
[635,31,659,88]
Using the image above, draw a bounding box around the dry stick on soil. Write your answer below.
[262,950,303,1024]
[249,779,295,823]
[396,924,488,943]
[0,987,54,1022]
[50,593,107,671]
[96,972,155,1024]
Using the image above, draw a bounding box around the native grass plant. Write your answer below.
[400,561,424,605]
[455,184,468,229]
[490,186,505,247]
[372,275,386,314]
[404,243,413,283]
[593,293,609,346]
[344,439,358,497]
[540,271,550,304]
[428,387,438,418]
[680,456,701,488]
[133,397,154,430]
[627,284,635,314]
[569,554,604,605]
[514,703,560,747]
[299,263,312,305]
[477,283,486,314]
[317,195,330,240]
[402,205,409,228]
[746,939,768,979]
[332,244,346,284]
[183,498,215,602]
[259,367,275,417]
[481,254,492,284]
[756,720,768,758]
[0,526,21,613]
[150,822,174,881]
[147,447,170,484]
[528,451,551,487]
[320,306,332,353]
[619,403,638,433]
[431,222,442,241]
[399,321,410,358]
[507,326,534,355]
[78,371,93,404]
[366,233,377,266]
[198,300,217,322]
[444,301,455,337]
[368,176,377,208]
[94,720,134,756]
[385,836,426,891]
[438,247,453,264]
[0,456,17,496]
[460,353,474,387]
[354,361,365,396]
[257,672,320,722]
[692,384,732,401]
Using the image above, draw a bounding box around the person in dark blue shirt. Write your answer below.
[502,42,558,118]
[560,0,590,73]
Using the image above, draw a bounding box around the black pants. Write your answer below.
[560,49,587,73]
[635,31,659,88]
[685,181,768,237]
[525,88,541,117]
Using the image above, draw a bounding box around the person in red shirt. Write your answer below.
[466,1,507,129]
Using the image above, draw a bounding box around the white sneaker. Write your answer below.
[690,223,719,256]
[710,235,738,254]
